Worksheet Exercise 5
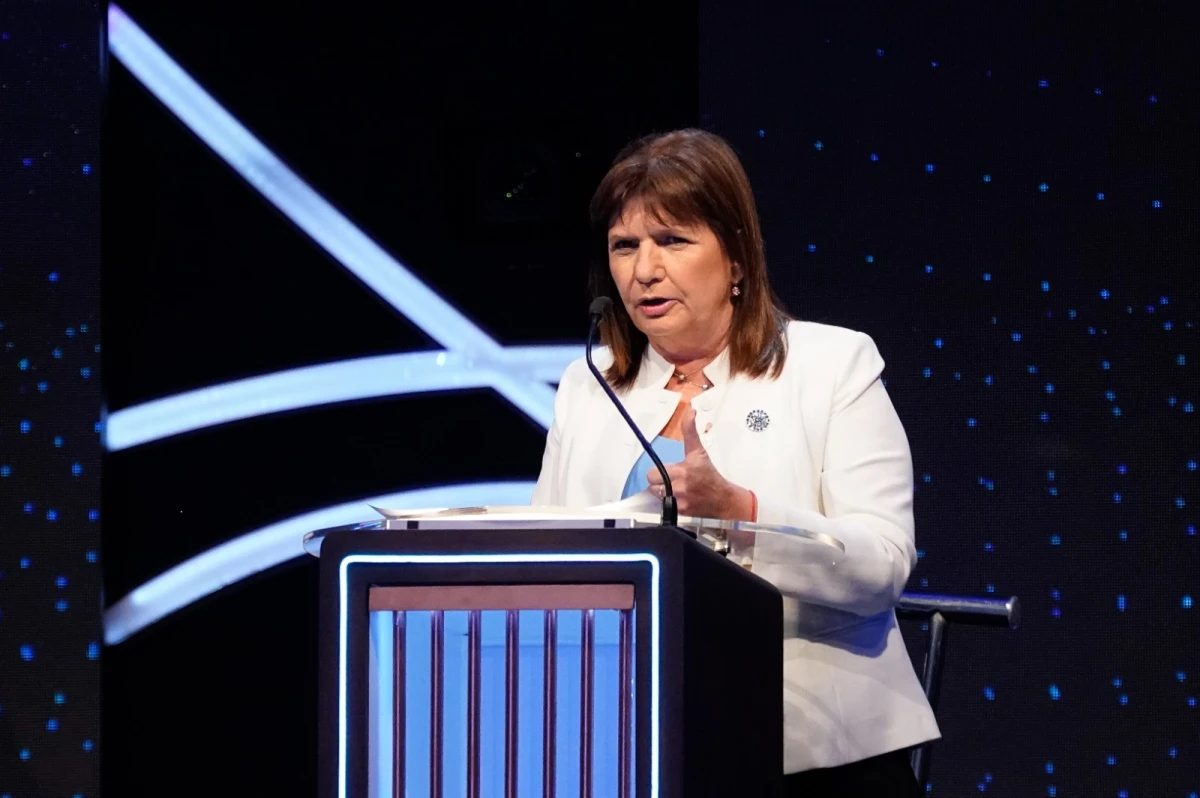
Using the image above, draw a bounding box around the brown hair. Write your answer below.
[588,128,791,389]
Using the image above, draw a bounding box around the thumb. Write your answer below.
[682,407,704,456]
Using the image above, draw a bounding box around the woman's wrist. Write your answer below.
[725,484,757,521]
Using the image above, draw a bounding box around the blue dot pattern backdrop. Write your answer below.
[96,0,1197,795]
[0,2,103,797]
[699,1,1197,795]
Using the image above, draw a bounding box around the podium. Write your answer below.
[307,508,838,798]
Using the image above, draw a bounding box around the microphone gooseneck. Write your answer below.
[585,298,679,528]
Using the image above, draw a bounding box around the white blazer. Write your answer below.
[531,320,940,773]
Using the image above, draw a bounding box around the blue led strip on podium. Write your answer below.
[339,554,662,798]
[369,609,631,797]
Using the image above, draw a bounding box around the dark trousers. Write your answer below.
[782,748,923,798]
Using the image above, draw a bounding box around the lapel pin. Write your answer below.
[746,409,770,432]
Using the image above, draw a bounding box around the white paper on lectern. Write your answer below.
[584,489,664,516]
[368,490,664,524]
[365,495,840,576]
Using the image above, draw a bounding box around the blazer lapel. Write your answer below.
[600,388,679,501]
[621,343,683,448]
[689,381,730,469]
[626,390,681,443]
[594,342,738,502]
[599,343,680,502]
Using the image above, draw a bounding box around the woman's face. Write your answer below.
[607,199,742,358]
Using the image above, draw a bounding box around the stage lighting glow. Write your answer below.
[106,4,566,432]
[339,551,662,798]
[103,346,580,451]
[101,9,586,667]
[101,481,538,645]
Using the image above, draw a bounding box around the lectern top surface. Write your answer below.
[301,505,844,559]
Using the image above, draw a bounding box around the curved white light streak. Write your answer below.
[102,9,579,648]
[104,346,580,451]
[106,5,563,429]
[102,481,538,645]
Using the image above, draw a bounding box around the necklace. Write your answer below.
[673,366,712,390]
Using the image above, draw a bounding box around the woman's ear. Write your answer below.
[731,261,745,284]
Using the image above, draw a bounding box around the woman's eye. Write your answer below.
[610,239,636,252]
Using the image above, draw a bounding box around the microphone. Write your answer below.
[586,297,679,528]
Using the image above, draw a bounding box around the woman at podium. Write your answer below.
[531,129,937,796]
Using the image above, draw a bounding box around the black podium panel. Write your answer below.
[318,524,783,798]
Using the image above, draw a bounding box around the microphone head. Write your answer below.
[588,296,613,318]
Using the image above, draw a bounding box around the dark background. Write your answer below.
[101,1,697,795]
[99,1,1197,797]
[0,2,103,797]
[700,2,1198,793]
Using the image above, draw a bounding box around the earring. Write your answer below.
[731,285,742,297]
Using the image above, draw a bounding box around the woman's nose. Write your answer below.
[632,242,663,284]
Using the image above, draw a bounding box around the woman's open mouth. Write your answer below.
[636,297,677,317]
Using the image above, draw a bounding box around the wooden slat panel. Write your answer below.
[368,584,634,611]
